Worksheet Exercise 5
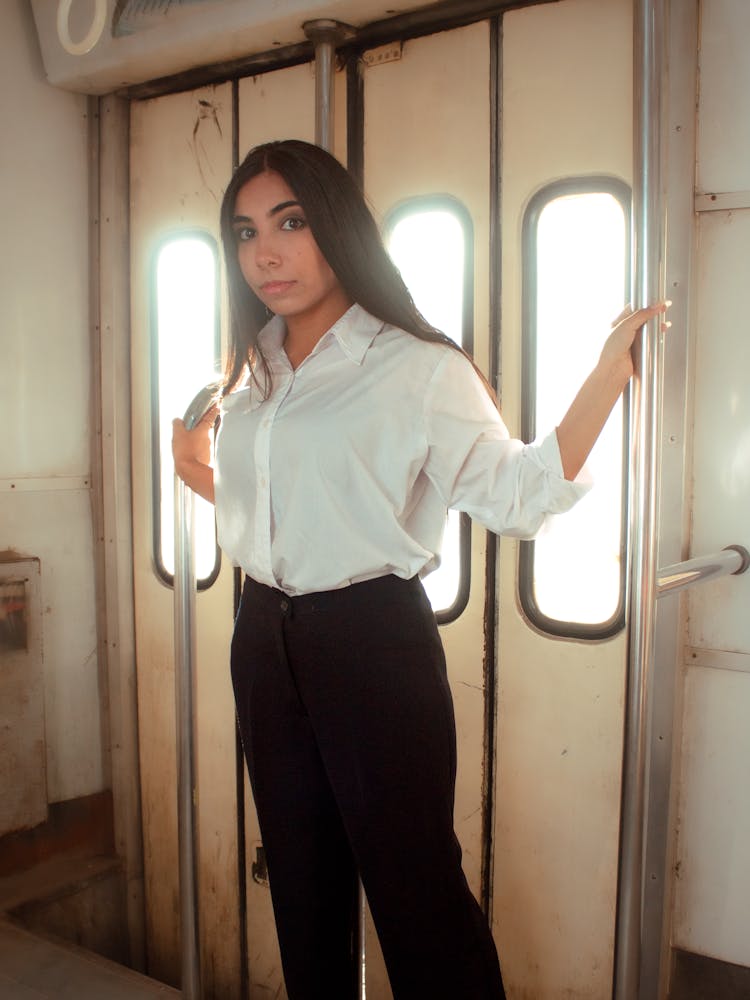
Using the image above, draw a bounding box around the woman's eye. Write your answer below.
[281,216,306,232]
[236,226,255,241]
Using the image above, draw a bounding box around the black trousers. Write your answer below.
[231,574,505,1000]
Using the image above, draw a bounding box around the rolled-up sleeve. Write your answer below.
[422,349,592,539]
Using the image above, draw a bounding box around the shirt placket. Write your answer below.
[252,371,295,586]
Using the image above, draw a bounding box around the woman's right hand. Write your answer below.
[172,406,218,503]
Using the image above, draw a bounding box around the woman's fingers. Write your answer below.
[600,300,672,376]
[612,299,671,331]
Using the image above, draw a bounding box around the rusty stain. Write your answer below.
[0,549,34,563]
[189,98,223,203]
[195,98,223,139]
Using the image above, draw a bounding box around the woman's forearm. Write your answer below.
[556,301,669,481]
[175,459,215,504]
[172,412,217,503]
[555,355,630,481]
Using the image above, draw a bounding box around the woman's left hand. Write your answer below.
[556,299,672,480]
[599,300,672,383]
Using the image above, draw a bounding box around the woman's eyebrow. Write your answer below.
[232,200,301,226]
[268,200,301,217]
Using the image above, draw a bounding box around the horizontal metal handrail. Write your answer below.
[656,545,750,598]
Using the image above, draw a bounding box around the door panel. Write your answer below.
[496,1,633,996]
[365,17,492,897]
[130,83,239,995]
[363,23,491,997]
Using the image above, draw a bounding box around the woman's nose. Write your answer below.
[254,233,281,266]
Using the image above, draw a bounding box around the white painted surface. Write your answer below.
[669,0,750,972]
[697,0,750,194]
[673,666,750,965]
[689,209,750,654]
[1,4,89,481]
[0,0,103,806]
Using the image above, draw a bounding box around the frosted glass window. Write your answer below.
[521,182,630,636]
[386,200,472,621]
[152,234,221,588]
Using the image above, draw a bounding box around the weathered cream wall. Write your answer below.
[0,0,104,806]
[672,0,750,967]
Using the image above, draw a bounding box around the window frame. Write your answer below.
[384,194,474,625]
[150,228,222,592]
[519,176,632,640]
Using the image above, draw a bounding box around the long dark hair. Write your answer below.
[219,139,492,398]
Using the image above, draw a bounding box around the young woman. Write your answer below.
[173,139,668,1000]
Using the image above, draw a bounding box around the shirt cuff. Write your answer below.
[532,428,593,512]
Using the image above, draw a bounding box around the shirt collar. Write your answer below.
[256,303,385,368]
[328,304,385,364]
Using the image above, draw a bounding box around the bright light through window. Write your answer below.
[387,206,468,614]
[529,189,628,627]
[154,235,221,584]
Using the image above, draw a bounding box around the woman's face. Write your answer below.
[231,169,352,331]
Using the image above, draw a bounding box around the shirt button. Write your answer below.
[280,598,290,612]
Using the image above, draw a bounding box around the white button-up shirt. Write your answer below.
[214,304,590,596]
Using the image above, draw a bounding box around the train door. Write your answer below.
[129,1,644,997]
[130,83,245,995]
[493,1,635,996]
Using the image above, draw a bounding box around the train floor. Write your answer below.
[0,919,179,999]
[0,852,179,999]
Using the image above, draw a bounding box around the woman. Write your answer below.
[173,139,668,999]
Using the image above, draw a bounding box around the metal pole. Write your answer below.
[174,382,220,999]
[613,2,667,998]
[174,475,201,999]
[303,19,353,152]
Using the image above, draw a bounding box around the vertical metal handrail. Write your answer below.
[303,19,354,152]
[174,383,219,1000]
[613,2,667,998]
[174,474,201,999]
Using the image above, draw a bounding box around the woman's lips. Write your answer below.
[260,280,295,295]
